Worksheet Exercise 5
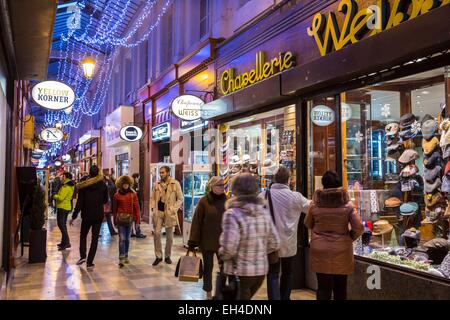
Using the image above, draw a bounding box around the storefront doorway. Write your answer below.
[116,153,129,177]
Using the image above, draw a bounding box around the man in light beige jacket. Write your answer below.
[150,166,183,266]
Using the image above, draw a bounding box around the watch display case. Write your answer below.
[182,164,211,245]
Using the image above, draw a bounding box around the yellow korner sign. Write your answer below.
[220,51,295,95]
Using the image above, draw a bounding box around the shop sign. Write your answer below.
[119,125,143,142]
[307,0,449,57]
[171,95,204,121]
[152,122,171,142]
[341,103,352,121]
[32,149,44,160]
[40,127,64,143]
[220,51,295,95]
[62,154,71,162]
[31,81,75,110]
[311,105,335,126]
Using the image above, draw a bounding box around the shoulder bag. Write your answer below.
[266,188,280,265]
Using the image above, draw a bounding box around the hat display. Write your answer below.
[423,238,450,265]
[421,114,435,125]
[422,137,440,155]
[401,178,420,192]
[424,165,442,182]
[372,220,394,236]
[442,175,450,193]
[438,252,450,278]
[424,151,442,169]
[384,197,402,208]
[443,144,450,159]
[424,177,442,193]
[400,202,419,216]
[399,149,419,164]
[424,192,445,208]
[421,119,438,140]
[445,161,450,176]
[400,113,417,128]
[385,173,400,184]
[400,164,419,178]
[399,128,418,141]
[387,143,403,153]
[425,207,444,222]
[402,228,421,239]
[385,123,399,136]
[423,238,450,251]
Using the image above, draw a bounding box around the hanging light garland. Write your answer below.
[43,0,173,160]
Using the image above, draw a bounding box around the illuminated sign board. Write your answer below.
[120,125,143,142]
[171,95,204,121]
[152,122,171,142]
[40,128,64,143]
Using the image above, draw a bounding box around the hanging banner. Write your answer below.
[40,128,64,143]
[120,125,143,142]
[32,81,75,110]
[171,95,204,121]
[311,105,335,126]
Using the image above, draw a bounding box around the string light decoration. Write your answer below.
[43,0,173,161]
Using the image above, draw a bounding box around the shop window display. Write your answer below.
[216,106,296,195]
[342,67,450,279]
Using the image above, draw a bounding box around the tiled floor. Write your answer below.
[7,212,315,300]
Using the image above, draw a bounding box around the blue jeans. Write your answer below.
[267,256,295,300]
[118,225,132,257]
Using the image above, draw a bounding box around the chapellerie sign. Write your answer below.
[220,51,295,95]
[307,0,449,57]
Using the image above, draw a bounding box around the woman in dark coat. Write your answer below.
[188,176,227,300]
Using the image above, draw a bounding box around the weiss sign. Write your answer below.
[40,128,64,143]
[171,95,204,121]
[120,125,143,142]
[32,81,75,110]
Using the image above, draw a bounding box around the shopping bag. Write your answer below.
[175,249,203,282]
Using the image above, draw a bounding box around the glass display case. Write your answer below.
[182,164,211,245]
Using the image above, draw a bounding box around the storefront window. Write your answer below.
[343,67,449,279]
[216,105,296,195]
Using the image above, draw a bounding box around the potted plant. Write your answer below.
[29,183,47,263]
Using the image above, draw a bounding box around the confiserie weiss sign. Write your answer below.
[311,105,335,126]
[171,95,204,121]
[32,81,75,110]
[40,128,64,143]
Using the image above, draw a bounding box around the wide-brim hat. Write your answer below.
[372,220,394,236]
[421,119,438,140]
[399,149,420,164]
[400,113,417,128]
[422,137,440,155]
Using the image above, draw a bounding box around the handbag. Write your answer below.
[175,249,203,282]
[265,187,280,264]
[117,193,133,226]
[213,262,240,300]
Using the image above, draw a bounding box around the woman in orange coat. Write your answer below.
[113,176,140,267]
